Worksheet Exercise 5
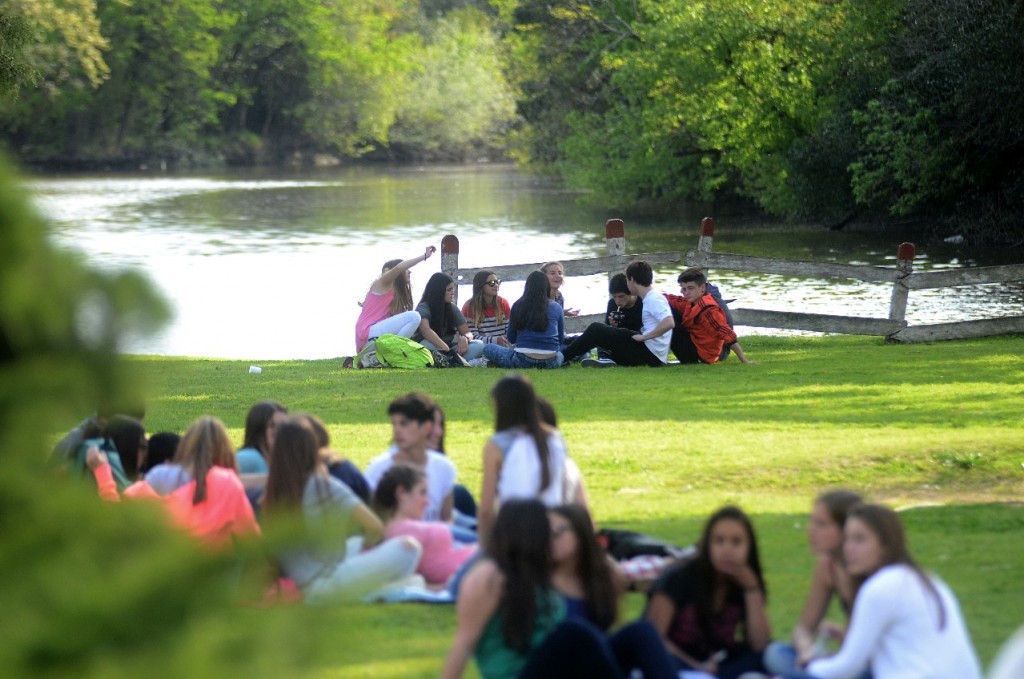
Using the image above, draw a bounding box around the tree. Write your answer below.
[388,8,518,160]
[1,0,110,95]
[848,0,1024,242]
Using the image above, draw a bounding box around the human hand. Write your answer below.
[456,334,470,355]
[819,621,846,641]
[496,336,511,347]
[565,307,580,317]
[631,333,645,343]
[85,445,108,470]
[716,561,759,590]
[424,245,437,260]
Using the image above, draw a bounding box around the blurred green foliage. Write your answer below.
[0,154,337,678]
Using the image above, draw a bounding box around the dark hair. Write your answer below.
[608,273,630,295]
[847,504,946,629]
[388,392,437,424]
[488,499,555,653]
[372,464,425,520]
[142,431,180,472]
[552,504,618,631]
[690,505,765,644]
[104,415,146,480]
[242,400,288,456]
[625,260,654,287]
[382,258,413,316]
[816,489,863,528]
[535,395,557,428]
[677,267,707,286]
[420,272,456,339]
[510,270,551,332]
[175,416,236,505]
[295,412,330,449]
[492,375,551,491]
[264,417,320,511]
[433,404,447,454]
[466,270,506,329]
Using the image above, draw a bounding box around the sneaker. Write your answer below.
[581,357,617,368]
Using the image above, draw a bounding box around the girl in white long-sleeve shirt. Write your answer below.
[787,503,982,679]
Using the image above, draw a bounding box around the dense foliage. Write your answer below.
[1,0,1022,241]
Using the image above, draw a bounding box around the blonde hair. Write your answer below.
[174,416,237,505]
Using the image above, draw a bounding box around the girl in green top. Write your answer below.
[442,499,673,679]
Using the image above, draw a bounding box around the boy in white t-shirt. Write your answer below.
[363,392,456,522]
[561,260,675,367]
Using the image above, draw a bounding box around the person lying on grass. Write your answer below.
[373,463,476,588]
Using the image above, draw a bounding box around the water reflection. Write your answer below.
[26,166,1023,359]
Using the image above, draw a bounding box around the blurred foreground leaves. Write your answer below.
[0,155,332,678]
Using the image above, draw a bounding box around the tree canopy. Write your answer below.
[1,0,1021,242]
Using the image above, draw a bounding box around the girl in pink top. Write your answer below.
[354,245,437,352]
[374,464,476,587]
[87,416,260,550]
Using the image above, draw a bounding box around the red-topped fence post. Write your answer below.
[605,219,625,257]
[693,217,715,269]
[888,242,916,326]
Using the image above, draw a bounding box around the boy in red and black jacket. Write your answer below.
[665,268,752,364]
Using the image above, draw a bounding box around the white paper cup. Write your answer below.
[248,365,262,374]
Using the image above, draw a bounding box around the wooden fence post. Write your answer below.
[888,242,915,325]
[694,217,715,269]
[605,219,625,257]
[442,234,460,304]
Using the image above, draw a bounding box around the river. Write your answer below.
[26,164,1023,359]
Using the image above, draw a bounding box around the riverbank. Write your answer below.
[124,334,1023,674]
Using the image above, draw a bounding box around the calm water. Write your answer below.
[27,164,1024,359]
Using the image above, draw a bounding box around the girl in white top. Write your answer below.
[790,503,982,679]
[477,375,568,546]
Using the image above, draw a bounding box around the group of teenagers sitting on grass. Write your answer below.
[353,244,751,368]
[54,373,988,679]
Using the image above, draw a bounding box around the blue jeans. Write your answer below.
[483,344,563,369]
[421,339,484,361]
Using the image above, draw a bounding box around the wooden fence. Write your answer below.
[441,218,1024,342]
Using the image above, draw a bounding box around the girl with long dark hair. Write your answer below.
[264,417,421,603]
[483,270,565,369]
[354,246,435,353]
[646,505,772,678]
[461,269,510,346]
[476,375,569,544]
[413,272,484,361]
[443,499,669,679]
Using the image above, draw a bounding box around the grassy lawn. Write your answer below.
[127,334,1024,676]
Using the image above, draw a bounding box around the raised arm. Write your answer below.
[370,246,436,294]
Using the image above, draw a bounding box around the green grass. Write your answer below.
[124,334,1024,676]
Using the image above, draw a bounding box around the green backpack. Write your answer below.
[356,334,434,369]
